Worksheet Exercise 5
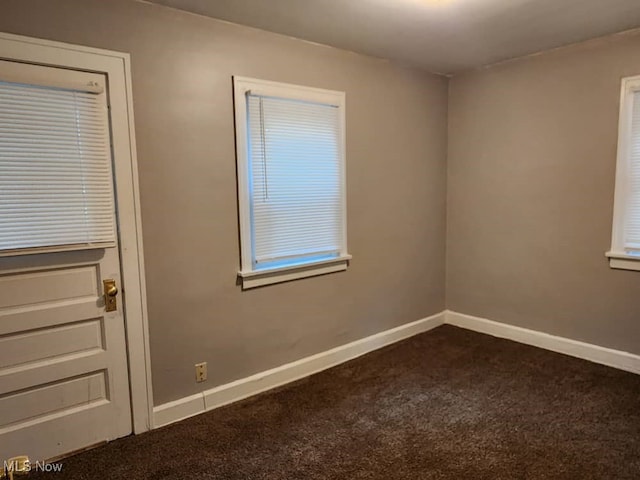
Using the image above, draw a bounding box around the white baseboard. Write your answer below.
[153,311,446,428]
[153,392,205,429]
[446,310,640,375]
[154,309,640,429]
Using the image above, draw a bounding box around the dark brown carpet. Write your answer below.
[32,325,640,479]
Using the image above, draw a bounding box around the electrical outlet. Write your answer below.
[195,362,207,383]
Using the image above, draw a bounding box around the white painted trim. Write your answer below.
[609,75,640,267]
[234,76,345,107]
[153,311,446,428]
[0,32,153,433]
[446,311,640,375]
[153,393,205,429]
[121,53,155,434]
[233,76,253,275]
[606,251,640,271]
[609,257,640,271]
[239,256,351,289]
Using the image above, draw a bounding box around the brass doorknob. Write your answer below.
[103,279,119,312]
[106,285,118,297]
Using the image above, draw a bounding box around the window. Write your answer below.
[233,77,350,288]
[0,60,116,256]
[608,75,640,271]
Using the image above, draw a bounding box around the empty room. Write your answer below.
[0,0,639,478]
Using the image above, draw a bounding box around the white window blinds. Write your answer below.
[625,91,640,253]
[247,94,344,269]
[0,79,116,254]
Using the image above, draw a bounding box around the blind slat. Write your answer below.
[247,94,344,267]
[625,92,640,250]
[0,79,116,253]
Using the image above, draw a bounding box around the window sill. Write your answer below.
[606,252,640,271]
[238,255,351,289]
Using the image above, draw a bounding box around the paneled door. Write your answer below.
[0,59,132,461]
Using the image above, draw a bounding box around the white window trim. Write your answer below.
[608,75,640,272]
[233,76,350,288]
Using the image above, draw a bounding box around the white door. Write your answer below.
[0,60,132,461]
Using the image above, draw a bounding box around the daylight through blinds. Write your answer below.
[625,91,640,252]
[247,94,343,267]
[0,80,116,253]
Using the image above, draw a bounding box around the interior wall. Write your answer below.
[447,31,640,355]
[0,0,448,405]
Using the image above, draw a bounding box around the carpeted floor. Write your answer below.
[31,325,640,479]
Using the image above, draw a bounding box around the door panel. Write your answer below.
[0,249,131,461]
[0,265,98,308]
[0,61,132,461]
[0,318,103,368]
[0,372,107,427]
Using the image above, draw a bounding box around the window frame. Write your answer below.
[233,76,350,289]
[608,74,640,271]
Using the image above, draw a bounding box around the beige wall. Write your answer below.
[448,32,640,354]
[0,0,448,405]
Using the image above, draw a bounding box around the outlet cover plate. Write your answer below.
[195,362,207,383]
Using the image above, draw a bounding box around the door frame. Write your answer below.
[0,32,154,434]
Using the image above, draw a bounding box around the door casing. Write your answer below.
[0,32,153,433]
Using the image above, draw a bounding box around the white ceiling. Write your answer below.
[148,0,640,74]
